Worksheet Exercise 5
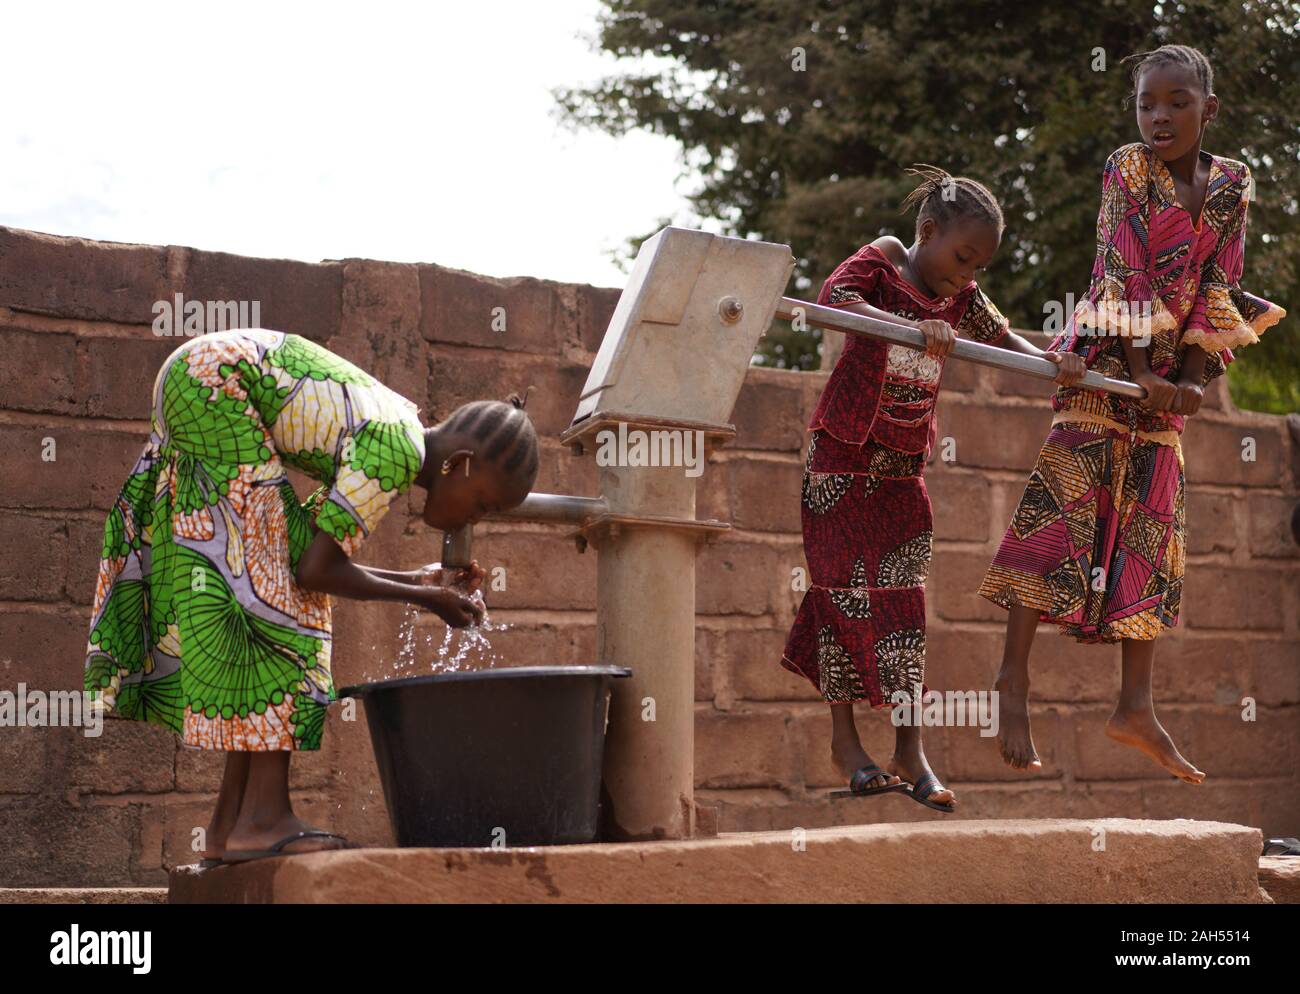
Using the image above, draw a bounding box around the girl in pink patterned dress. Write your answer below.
[979,45,1285,781]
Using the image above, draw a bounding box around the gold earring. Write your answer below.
[440,459,453,476]
[464,454,471,477]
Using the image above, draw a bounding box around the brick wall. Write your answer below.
[1,225,1295,887]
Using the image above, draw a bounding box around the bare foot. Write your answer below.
[223,815,353,859]
[1105,709,1205,783]
[830,739,901,791]
[887,751,955,808]
[993,678,1042,771]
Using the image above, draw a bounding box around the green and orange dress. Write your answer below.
[84,329,426,750]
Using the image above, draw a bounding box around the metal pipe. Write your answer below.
[775,296,1146,400]
[493,492,608,524]
[441,493,608,570]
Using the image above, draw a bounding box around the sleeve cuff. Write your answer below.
[1074,292,1179,339]
[1181,287,1287,352]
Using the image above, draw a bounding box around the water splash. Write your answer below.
[359,596,510,683]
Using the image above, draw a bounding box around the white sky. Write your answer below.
[1,0,691,287]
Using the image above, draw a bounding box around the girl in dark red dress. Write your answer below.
[781,165,1085,810]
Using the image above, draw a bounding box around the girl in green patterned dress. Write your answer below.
[84,328,539,863]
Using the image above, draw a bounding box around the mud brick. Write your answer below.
[428,351,588,437]
[469,529,596,611]
[695,705,796,788]
[927,467,994,543]
[0,425,147,511]
[1186,489,1240,554]
[714,625,820,703]
[1248,492,1300,558]
[1245,639,1300,707]
[67,720,176,793]
[923,627,1001,694]
[0,722,50,792]
[0,326,78,414]
[174,743,225,793]
[1183,565,1286,631]
[532,442,599,500]
[933,396,1053,472]
[328,259,428,409]
[62,515,107,605]
[325,716,397,848]
[0,607,90,688]
[182,249,342,342]
[1152,634,1247,703]
[339,259,421,340]
[986,363,1057,399]
[932,549,1005,622]
[1027,632,1122,703]
[0,513,65,601]
[692,626,721,702]
[1201,376,1228,410]
[938,354,981,392]
[421,265,566,356]
[1185,706,1295,779]
[724,457,802,532]
[1183,418,1283,487]
[0,227,170,325]
[732,369,807,452]
[1139,778,1258,826]
[696,539,792,616]
[428,617,599,669]
[82,332,181,419]
[0,796,140,886]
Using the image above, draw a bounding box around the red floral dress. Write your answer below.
[781,244,1010,706]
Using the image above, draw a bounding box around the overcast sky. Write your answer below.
[1,1,690,288]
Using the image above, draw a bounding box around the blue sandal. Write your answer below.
[830,764,910,799]
[904,771,955,812]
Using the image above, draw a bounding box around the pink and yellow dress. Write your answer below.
[979,142,1285,642]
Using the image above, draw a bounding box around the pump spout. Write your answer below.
[440,492,608,570]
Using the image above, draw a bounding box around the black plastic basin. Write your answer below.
[341,665,631,848]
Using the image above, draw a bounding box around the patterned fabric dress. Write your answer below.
[979,143,1285,643]
[782,244,1011,707]
[84,329,426,750]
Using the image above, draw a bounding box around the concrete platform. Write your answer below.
[169,818,1270,903]
[0,888,168,904]
[1258,856,1300,904]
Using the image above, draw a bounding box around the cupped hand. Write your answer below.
[917,319,956,357]
[414,584,485,628]
[1044,351,1086,386]
[417,560,486,593]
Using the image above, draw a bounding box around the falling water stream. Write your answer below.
[360,587,509,684]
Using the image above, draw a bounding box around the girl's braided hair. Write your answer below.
[1119,44,1214,107]
[898,163,1004,239]
[445,389,539,489]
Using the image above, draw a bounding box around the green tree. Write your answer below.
[555,0,1299,412]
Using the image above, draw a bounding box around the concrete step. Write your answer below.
[0,888,168,904]
[1258,856,1300,904]
[169,817,1270,903]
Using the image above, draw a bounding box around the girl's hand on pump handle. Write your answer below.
[917,318,957,357]
[1042,351,1087,387]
